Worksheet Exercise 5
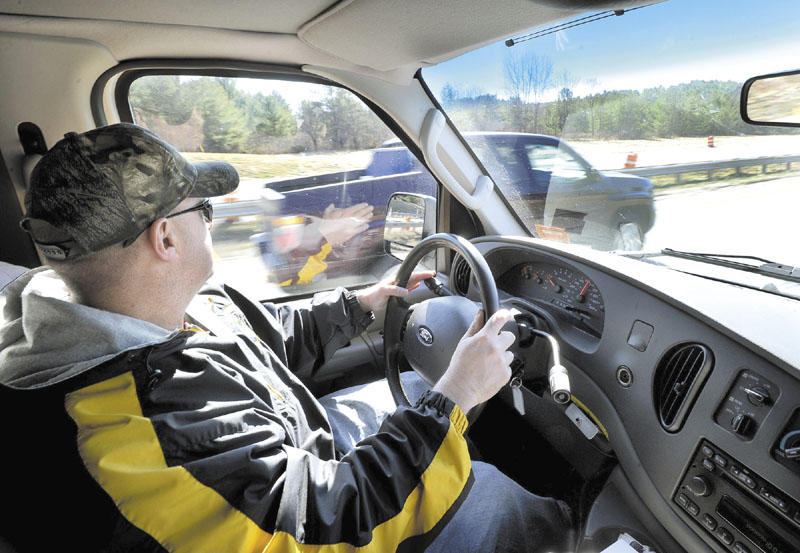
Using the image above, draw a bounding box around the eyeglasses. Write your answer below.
[165,199,213,224]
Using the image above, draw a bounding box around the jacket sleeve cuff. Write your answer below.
[343,289,375,333]
[414,389,469,435]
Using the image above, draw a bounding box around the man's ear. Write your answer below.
[146,218,180,262]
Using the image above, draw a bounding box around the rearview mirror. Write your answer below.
[384,193,436,260]
[741,70,800,127]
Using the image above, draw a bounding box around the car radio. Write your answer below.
[674,439,800,553]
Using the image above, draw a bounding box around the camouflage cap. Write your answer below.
[20,123,239,260]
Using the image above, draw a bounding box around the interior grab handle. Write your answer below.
[420,109,493,210]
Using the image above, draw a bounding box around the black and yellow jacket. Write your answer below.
[0,269,472,552]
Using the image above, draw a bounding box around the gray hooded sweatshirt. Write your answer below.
[0,267,177,389]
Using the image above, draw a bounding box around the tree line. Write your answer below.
[441,79,775,140]
[443,52,797,140]
[130,68,796,156]
[129,76,391,154]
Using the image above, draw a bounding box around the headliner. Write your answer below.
[0,0,656,81]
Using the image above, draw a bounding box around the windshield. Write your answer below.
[423,0,800,287]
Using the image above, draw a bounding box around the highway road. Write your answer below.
[209,174,800,300]
[644,176,800,267]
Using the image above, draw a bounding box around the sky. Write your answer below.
[231,0,800,110]
[236,79,329,112]
[422,0,800,102]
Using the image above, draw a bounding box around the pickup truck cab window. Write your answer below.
[526,144,588,181]
[128,76,437,299]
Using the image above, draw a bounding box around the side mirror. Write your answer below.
[384,193,436,260]
[741,70,800,127]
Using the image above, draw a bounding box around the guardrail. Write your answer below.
[620,154,800,184]
[211,154,800,219]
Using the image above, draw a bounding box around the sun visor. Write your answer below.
[299,0,587,72]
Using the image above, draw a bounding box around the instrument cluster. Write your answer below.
[498,261,605,337]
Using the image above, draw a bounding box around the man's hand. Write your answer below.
[433,309,516,414]
[319,203,373,246]
[356,270,437,313]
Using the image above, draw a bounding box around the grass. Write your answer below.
[183,150,372,179]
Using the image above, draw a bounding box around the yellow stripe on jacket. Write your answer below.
[66,371,471,552]
[66,372,273,553]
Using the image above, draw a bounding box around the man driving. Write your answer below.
[0,123,572,552]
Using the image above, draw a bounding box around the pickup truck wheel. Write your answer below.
[384,233,499,408]
[613,222,644,251]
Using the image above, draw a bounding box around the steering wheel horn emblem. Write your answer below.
[417,326,434,346]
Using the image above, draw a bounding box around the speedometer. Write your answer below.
[505,261,605,336]
[548,266,603,317]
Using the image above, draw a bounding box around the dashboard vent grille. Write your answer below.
[452,255,472,296]
[654,343,713,433]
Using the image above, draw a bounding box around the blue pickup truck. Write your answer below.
[253,133,655,286]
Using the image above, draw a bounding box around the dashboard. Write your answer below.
[453,236,800,553]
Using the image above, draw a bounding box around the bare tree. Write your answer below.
[582,78,601,139]
[552,70,579,135]
[504,52,553,133]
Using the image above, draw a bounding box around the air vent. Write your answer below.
[653,343,713,433]
[452,255,472,296]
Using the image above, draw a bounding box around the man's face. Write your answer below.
[169,197,215,285]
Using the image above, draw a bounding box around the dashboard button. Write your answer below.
[702,459,715,472]
[714,454,728,468]
[702,514,717,531]
[759,488,789,513]
[677,493,689,508]
[702,445,714,457]
[715,527,734,545]
[772,497,789,513]
[733,542,751,553]
[687,501,700,516]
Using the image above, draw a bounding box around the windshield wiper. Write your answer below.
[660,248,800,284]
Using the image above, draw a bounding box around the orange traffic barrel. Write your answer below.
[225,196,239,222]
[708,136,714,148]
[624,152,638,169]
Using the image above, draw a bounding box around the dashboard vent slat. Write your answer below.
[654,343,713,433]
[452,255,472,296]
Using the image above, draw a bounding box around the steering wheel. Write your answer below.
[384,233,500,407]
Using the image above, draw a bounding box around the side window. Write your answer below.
[128,75,437,299]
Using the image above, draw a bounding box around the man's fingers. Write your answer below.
[352,204,373,218]
[498,330,516,350]
[341,203,371,218]
[482,309,515,336]
[464,309,484,338]
[406,270,437,289]
[382,285,409,298]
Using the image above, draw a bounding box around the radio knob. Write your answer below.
[731,414,755,438]
[687,475,712,497]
